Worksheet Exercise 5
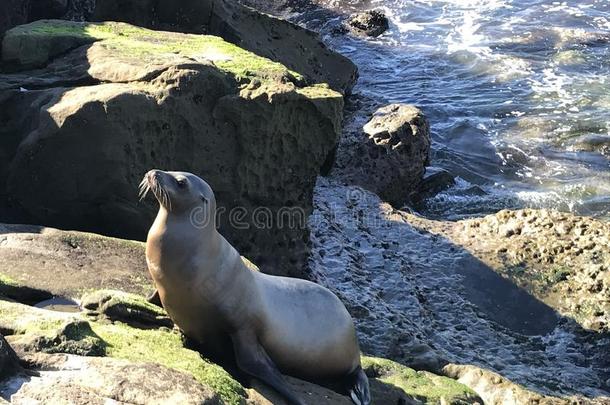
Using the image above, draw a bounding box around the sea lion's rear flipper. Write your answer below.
[347,366,371,405]
[231,330,306,405]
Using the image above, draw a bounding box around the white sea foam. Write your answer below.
[311,0,609,220]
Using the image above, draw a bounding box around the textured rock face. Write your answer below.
[441,209,610,333]
[0,20,343,277]
[341,104,431,207]
[345,10,389,37]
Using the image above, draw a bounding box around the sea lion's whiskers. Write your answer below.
[151,177,169,210]
[138,178,150,201]
[154,184,161,205]
[163,187,172,211]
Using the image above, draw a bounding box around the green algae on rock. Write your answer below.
[362,357,481,404]
[81,289,171,328]
[91,322,246,404]
[0,299,246,404]
[87,0,358,93]
[2,20,305,83]
[8,319,105,357]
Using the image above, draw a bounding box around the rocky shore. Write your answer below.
[0,225,481,404]
[1,0,609,404]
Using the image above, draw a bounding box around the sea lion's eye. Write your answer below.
[176,178,187,188]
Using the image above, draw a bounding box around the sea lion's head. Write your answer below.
[140,170,216,220]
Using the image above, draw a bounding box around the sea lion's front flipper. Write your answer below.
[231,330,306,405]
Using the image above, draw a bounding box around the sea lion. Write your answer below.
[140,170,370,405]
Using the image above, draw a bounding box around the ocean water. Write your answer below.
[291,0,610,220]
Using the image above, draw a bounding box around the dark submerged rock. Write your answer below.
[409,167,456,204]
[346,10,389,37]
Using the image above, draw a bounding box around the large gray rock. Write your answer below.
[0,223,260,301]
[345,10,389,37]
[0,20,343,278]
[342,104,431,207]
[0,223,150,299]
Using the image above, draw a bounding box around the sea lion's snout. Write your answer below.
[139,169,171,208]
[146,170,170,194]
[146,169,161,185]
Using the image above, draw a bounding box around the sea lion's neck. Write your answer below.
[147,208,221,275]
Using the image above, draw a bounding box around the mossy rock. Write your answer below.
[0,300,246,404]
[1,293,481,405]
[362,356,481,404]
[2,19,306,86]
[81,289,172,328]
[92,322,245,404]
[7,319,106,357]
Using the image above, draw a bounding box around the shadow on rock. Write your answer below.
[454,257,558,336]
